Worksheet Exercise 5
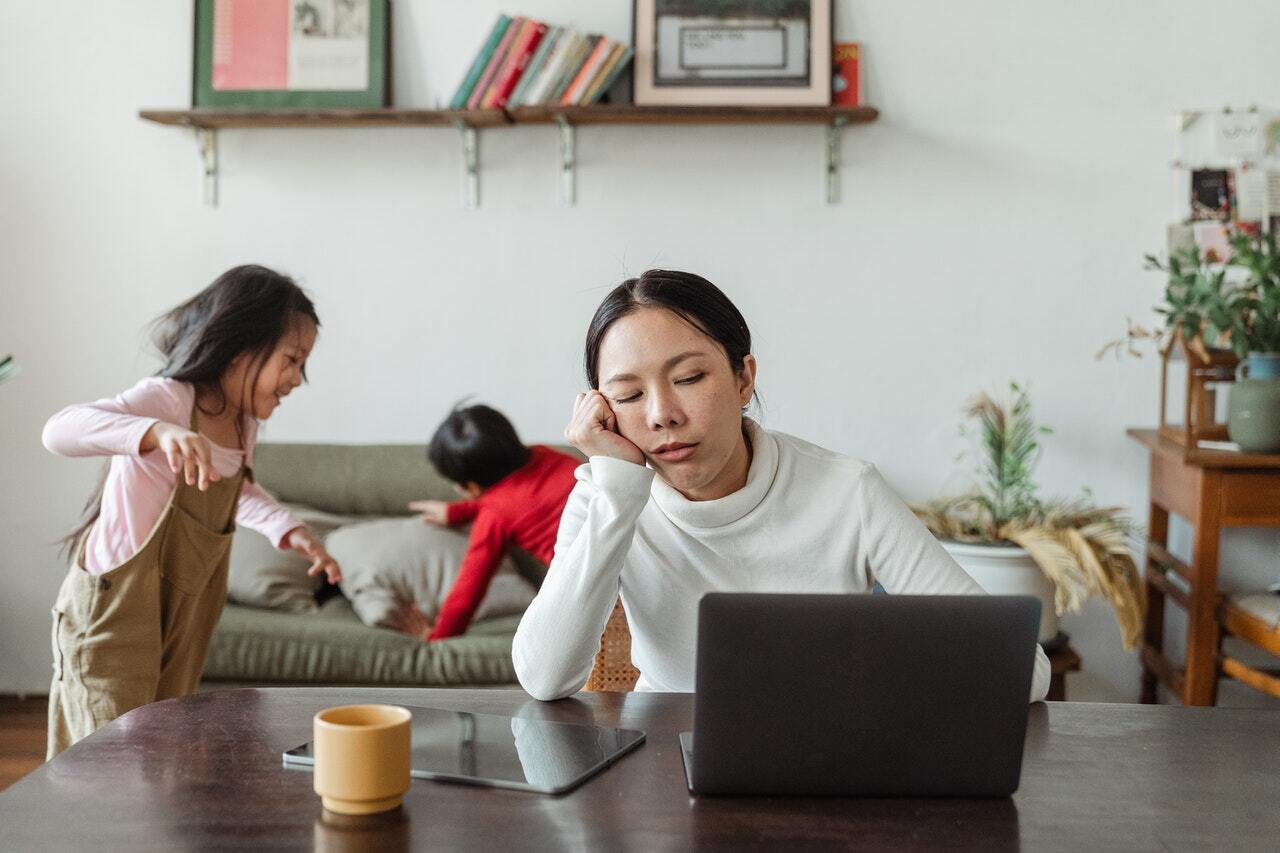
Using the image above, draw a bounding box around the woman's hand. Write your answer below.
[408,499,449,526]
[143,422,220,491]
[565,391,645,465]
[285,526,342,584]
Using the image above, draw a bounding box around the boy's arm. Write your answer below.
[428,512,506,640]
[445,500,481,525]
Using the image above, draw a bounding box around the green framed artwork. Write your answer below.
[193,0,389,109]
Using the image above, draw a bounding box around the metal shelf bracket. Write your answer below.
[825,116,848,205]
[558,116,576,206]
[196,128,218,207]
[454,120,480,209]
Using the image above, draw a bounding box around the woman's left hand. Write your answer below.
[286,526,342,584]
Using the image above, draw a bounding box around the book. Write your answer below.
[545,34,596,105]
[449,15,511,110]
[526,31,583,106]
[467,16,524,110]
[582,44,632,105]
[487,21,549,109]
[509,26,560,107]
[560,37,611,105]
[480,19,533,108]
[832,42,861,107]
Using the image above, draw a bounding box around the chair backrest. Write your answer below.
[585,600,640,692]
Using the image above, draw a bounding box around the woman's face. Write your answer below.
[597,306,756,501]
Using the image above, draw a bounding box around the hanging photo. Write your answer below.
[193,0,389,108]
[632,1,832,106]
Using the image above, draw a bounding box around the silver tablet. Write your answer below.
[283,705,645,795]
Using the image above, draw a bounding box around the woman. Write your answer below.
[513,269,1049,702]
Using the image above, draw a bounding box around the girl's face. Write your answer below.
[225,316,317,420]
[598,306,756,501]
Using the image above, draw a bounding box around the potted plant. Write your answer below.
[911,383,1145,648]
[1224,232,1280,452]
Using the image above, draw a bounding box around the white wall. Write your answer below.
[2,0,1278,702]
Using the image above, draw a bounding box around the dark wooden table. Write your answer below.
[3,688,1278,851]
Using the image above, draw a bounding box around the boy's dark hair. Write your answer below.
[428,404,531,489]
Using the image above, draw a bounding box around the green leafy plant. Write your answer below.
[1099,231,1280,360]
[1229,231,1280,355]
[911,384,1145,648]
[0,355,16,384]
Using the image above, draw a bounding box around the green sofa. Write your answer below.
[202,443,569,689]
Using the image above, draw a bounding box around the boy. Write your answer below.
[403,404,579,640]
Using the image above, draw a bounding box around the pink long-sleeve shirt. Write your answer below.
[43,377,301,576]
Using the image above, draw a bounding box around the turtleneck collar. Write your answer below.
[649,419,779,530]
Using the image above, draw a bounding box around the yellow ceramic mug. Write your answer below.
[313,704,412,815]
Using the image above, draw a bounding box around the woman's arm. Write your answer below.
[855,465,1051,702]
[512,457,654,701]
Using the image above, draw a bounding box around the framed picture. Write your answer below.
[193,0,389,109]
[632,0,831,106]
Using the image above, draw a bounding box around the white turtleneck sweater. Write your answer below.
[513,421,1051,703]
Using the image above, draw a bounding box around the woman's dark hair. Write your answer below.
[584,269,756,402]
[428,404,532,489]
[62,264,319,557]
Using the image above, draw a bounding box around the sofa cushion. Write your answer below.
[328,517,536,630]
[204,597,520,685]
[227,504,358,613]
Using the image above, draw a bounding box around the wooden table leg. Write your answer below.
[1140,502,1170,704]
[1184,470,1223,706]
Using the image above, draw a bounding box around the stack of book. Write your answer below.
[449,15,634,110]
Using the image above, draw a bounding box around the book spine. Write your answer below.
[547,35,596,105]
[449,14,511,110]
[467,16,523,110]
[583,45,633,105]
[481,19,533,108]
[561,37,611,106]
[509,26,559,108]
[579,43,623,106]
[528,32,581,106]
[489,21,548,109]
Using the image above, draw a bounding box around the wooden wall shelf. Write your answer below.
[138,105,880,208]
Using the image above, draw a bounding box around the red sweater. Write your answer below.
[428,445,581,640]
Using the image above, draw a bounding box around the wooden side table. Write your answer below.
[1128,428,1280,706]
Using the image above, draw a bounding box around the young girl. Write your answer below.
[42,264,342,758]
[513,269,1051,702]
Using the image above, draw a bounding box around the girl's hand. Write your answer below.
[286,526,342,584]
[407,499,449,526]
[143,422,220,491]
[565,391,645,465]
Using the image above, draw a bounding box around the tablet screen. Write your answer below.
[283,705,646,795]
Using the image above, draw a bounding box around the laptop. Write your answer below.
[679,593,1040,797]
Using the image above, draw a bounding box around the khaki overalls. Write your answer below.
[47,405,246,758]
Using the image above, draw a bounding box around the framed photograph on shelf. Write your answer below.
[632,0,831,106]
[193,0,389,109]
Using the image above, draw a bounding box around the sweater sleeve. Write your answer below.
[855,465,1050,703]
[236,479,302,550]
[446,500,481,526]
[429,510,507,640]
[512,457,654,701]
[42,377,188,458]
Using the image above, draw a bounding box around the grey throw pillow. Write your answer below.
[328,517,536,631]
[227,504,357,612]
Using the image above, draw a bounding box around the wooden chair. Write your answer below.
[1219,591,1280,699]
[584,599,640,692]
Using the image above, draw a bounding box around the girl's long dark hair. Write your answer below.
[61,265,319,558]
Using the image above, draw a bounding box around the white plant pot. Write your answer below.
[940,540,1060,644]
